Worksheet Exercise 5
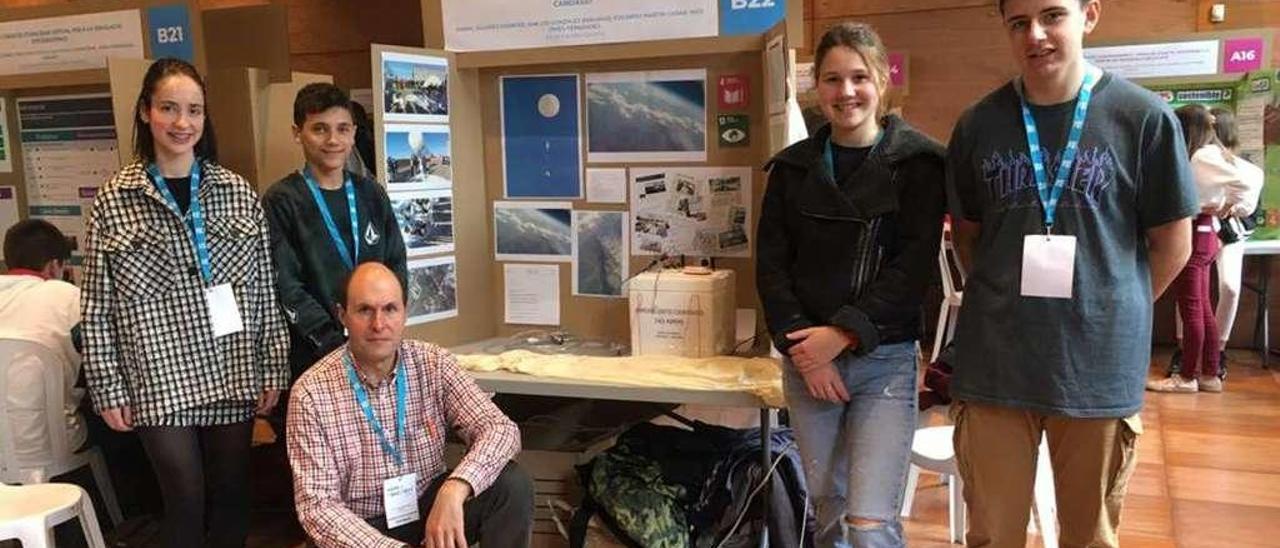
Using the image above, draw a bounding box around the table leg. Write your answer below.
[760,408,772,548]
[1262,256,1271,370]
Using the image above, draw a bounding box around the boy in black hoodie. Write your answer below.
[263,83,408,378]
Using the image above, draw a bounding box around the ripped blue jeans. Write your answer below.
[782,341,918,548]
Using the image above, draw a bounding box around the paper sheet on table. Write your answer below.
[456,350,785,408]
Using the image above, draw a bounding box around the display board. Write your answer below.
[1145,69,1278,240]
[477,48,771,344]
[17,93,120,264]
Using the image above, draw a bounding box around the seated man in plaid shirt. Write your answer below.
[287,261,532,548]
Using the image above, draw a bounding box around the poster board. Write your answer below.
[372,43,494,347]
[475,47,769,345]
[0,0,207,90]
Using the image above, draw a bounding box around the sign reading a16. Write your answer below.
[156,26,184,44]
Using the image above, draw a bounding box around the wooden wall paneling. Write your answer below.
[1196,0,1280,32]
[285,0,423,91]
[476,51,769,346]
[288,0,422,55]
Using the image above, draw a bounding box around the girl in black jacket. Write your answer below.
[756,22,945,547]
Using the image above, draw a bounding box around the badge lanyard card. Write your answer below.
[301,166,359,269]
[148,161,244,337]
[1017,66,1100,300]
[346,353,420,528]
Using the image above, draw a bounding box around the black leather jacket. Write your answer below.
[756,115,946,355]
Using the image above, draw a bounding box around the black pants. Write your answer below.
[367,462,534,547]
[136,421,253,548]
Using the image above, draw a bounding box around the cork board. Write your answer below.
[474,50,772,348]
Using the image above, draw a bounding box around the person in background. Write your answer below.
[0,220,85,465]
[81,57,289,547]
[757,21,946,547]
[1150,104,1259,393]
[262,83,407,380]
[1167,106,1264,381]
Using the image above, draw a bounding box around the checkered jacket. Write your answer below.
[81,160,290,425]
[287,340,520,547]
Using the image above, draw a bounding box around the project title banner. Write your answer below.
[442,0,785,51]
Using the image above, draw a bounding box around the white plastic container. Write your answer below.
[628,268,735,357]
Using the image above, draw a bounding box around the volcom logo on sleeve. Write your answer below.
[365,223,380,245]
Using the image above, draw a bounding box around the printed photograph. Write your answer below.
[501,74,583,198]
[586,69,707,162]
[493,201,573,262]
[383,124,451,187]
[406,256,458,325]
[381,51,449,123]
[573,210,627,298]
[390,189,454,256]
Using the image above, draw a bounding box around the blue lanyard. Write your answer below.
[1018,66,1100,233]
[821,130,883,181]
[345,351,408,467]
[147,161,212,284]
[302,167,358,269]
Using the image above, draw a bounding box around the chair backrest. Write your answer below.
[0,338,71,478]
[937,224,965,297]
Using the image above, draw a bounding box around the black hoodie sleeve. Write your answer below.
[828,153,946,354]
[262,183,345,356]
[756,163,817,354]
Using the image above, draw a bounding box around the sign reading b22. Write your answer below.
[719,0,786,37]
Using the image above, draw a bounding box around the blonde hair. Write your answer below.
[814,22,891,116]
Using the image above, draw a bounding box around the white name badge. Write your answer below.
[383,473,419,529]
[1021,235,1077,299]
[204,284,244,338]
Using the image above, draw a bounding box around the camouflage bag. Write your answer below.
[576,443,692,547]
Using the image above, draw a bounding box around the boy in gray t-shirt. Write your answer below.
[944,0,1197,546]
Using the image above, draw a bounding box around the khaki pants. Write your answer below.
[952,400,1142,548]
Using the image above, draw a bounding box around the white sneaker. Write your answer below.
[1198,376,1223,393]
[1146,376,1198,393]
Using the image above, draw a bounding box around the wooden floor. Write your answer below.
[87,347,1280,547]
[903,347,1280,548]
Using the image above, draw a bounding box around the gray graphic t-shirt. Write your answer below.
[945,73,1199,418]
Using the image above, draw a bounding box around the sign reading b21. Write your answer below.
[719,0,786,37]
[147,4,194,63]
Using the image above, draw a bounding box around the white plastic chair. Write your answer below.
[900,425,1059,547]
[930,225,964,363]
[0,339,123,526]
[0,481,107,547]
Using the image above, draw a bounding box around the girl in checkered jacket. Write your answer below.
[81,58,289,548]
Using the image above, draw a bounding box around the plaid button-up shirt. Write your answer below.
[287,340,520,548]
[81,160,289,425]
